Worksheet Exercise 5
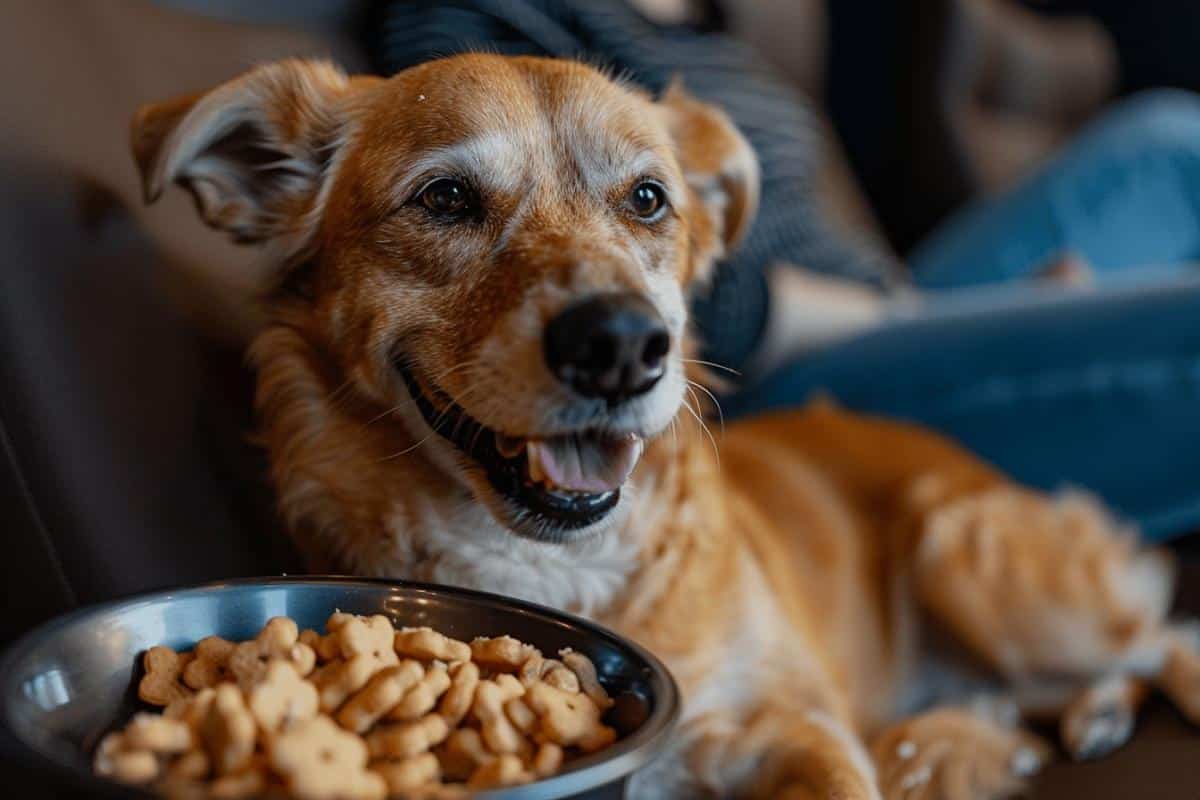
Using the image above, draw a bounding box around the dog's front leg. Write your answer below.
[906,481,1200,759]
[754,711,882,800]
[673,705,881,800]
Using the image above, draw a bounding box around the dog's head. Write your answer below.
[132,55,758,543]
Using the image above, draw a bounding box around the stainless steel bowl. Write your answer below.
[0,577,679,799]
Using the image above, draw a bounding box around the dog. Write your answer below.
[131,55,1200,798]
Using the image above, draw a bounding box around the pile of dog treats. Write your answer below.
[93,613,619,799]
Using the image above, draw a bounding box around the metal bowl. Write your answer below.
[0,577,679,799]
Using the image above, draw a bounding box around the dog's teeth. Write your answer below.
[527,442,545,483]
[524,446,568,493]
[496,434,525,459]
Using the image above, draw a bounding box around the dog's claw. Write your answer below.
[1011,745,1046,776]
[1063,705,1134,761]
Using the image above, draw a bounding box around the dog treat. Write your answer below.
[165,687,216,729]
[373,752,440,794]
[229,617,317,688]
[167,748,211,781]
[208,765,268,800]
[125,713,194,754]
[532,742,564,778]
[301,627,344,663]
[139,646,195,707]
[314,614,401,712]
[202,684,257,775]
[387,663,451,722]
[519,654,580,693]
[560,649,614,710]
[472,679,527,756]
[368,714,450,760]
[330,614,397,663]
[467,753,533,790]
[96,615,624,798]
[248,660,320,733]
[340,661,425,733]
[470,636,538,673]
[184,636,237,690]
[437,661,480,726]
[504,697,537,735]
[95,732,161,785]
[395,627,472,663]
[526,681,617,752]
[271,715,386,800]
[492,673,524,698]
[437,728,494,782]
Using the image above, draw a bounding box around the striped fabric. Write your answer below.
[368,0,902,374]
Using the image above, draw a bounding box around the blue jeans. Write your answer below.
[727,91,1200,540]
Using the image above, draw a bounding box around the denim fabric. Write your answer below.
[729,92,1200,540]
[910,90,1200,288]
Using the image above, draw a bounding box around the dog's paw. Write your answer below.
[871,707,1050,800]
[1060,675,1143,760]
[1158,622,1200,725]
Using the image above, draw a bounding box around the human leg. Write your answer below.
[724,278,1200,540]
[911,90,1200,289]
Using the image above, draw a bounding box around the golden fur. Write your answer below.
[133,55,1200,799]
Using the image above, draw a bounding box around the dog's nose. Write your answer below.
[544,292,670,404]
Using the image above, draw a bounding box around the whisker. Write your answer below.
[688,380,725,434]
[466,397,492,455]
[682,358,741,376]
[377,428,439,461]
[365,403,405,426]
[374,369,489,459]
[376,380,487,462]
[682,392,720,471]
[447,385,491,443]
[431,359,483,386]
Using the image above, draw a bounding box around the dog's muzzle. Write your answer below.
[396,360,644,541]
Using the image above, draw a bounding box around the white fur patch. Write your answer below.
[393,132,528,203]
[419,513,642,616]
[350,472,643,617]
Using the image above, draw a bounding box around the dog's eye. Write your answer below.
[418,178,473,217]
[628,182,667,219]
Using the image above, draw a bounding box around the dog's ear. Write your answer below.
[131,59,360,252]
[657,82,760,283]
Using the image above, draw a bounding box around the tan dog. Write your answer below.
[132,55,1200,798]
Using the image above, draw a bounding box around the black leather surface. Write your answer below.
[0,161,298,646]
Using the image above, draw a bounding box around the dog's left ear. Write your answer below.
[657,82,760,283]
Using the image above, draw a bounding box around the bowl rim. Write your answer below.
[0,575,681,800]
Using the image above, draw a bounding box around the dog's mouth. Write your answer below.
[397,361,643,539]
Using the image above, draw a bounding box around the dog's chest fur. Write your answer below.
[376,498,644,617]
[254,325,815,797]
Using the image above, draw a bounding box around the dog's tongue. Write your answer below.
[526,434,644,493]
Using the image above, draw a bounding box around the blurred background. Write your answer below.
[1,2,1199,795]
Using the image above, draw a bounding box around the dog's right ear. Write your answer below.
[131,59,361,251]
